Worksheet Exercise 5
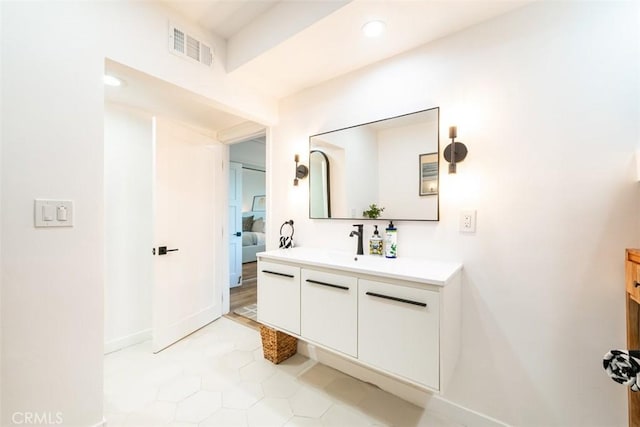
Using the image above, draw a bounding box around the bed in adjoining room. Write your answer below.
[242,212,265,263]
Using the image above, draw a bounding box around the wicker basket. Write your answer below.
[260,325,297,364]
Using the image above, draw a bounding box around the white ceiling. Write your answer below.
[105,1,532,134]
[163,0,532,99]
[104,60,251,133]
[161,0,281,39]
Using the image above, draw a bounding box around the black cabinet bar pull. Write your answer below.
[635,281,640,288]
[262,270,294,278]
[365,291,427,307]
[306,279,349,291]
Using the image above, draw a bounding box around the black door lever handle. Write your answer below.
[158,246,179,255]
[235,232,242,237]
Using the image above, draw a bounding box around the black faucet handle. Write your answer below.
[352,224,364,228]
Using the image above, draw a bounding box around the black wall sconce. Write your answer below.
[443,126,468,174]
[293,154,308,186]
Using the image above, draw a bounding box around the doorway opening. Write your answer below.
[103,59,265,355]
[226,136,266,328]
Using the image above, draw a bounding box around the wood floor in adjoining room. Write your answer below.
[226,261,259,330]
[231,262,257,311]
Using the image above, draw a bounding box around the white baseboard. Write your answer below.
[426,396,511,427]
[104,329,152,354]
[90,417,106,427]
[153,305,219,353]
[297,342,509,427]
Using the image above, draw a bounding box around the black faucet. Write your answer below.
[349,224,364,255]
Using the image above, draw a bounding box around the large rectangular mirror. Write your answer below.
[309,107,439,221]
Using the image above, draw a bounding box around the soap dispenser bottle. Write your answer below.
[369,225,383,256]
[385,221,397,258]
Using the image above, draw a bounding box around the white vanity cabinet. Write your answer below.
[257,248,461,393]
[257,260,301,335]
[358,279,440,389]
[301,268,358,357]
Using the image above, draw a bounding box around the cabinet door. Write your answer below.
[301,268,358,357]
[257,261,300,335]
[626,260,640,304]
[358,279,440,389]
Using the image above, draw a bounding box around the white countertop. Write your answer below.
[257,247,462,286]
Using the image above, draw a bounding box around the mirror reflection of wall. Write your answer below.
[309,150,331,218]
[309,107,439,221]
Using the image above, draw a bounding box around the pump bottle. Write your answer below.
[369,225,383,256]
[385,221,397,258]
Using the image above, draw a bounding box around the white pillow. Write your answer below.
[251,218,265,233]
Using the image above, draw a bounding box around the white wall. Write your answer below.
[229,139,266,212]
[104,103,153,353]
[98,3,277,124]
[229,137,266,212]
[227,0,349,72]
[0,1,275,426]
[377,121,438,219]
[345,127,378,218]
[242,168,266,213]
[230,139,266,169]
[316,126,378,217]
[0,2,3,421]
[1,3,105,424]
[270,2,640,426]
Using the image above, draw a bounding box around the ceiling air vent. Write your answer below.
[169,23,214,68]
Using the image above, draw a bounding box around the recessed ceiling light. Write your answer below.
[362,20,386,38]
[103,75,123,87]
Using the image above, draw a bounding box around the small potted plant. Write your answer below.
[363,204,385,219]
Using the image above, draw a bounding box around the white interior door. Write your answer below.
[152,117,224,353]
[229,162,243,288]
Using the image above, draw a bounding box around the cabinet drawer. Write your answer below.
[627,261,640,304]
[358,279,440,390]
[257,261,301,335]
[301,268,358,357]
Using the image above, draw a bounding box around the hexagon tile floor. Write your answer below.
[104,317,463,427]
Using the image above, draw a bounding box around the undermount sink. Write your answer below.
[325,251,379,265]
[284,248,389,269]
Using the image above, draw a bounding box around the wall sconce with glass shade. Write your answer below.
[293,154,308,186]
[443,126,468,174]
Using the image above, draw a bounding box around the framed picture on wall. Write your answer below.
[252,195,266,211]
[419,153,438,196]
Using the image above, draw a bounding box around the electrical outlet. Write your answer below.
[460,210,476,233]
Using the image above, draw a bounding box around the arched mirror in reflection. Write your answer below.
[309,107,439,221]
[309,150,331,218]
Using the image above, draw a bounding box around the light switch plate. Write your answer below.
[35,199,74,227]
